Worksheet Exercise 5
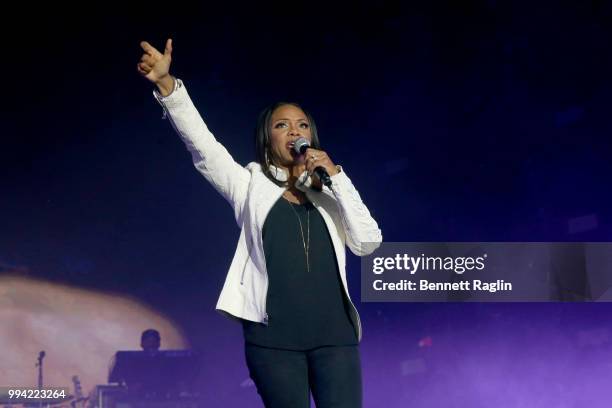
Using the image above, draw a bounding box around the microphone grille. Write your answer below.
[294,137,310,154]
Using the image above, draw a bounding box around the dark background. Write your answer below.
[3,1,612,406]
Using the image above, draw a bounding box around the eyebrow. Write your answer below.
[273,118,308,122]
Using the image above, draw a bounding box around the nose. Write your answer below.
[288,124,300,136]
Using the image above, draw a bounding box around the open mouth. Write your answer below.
[287,141,297,154]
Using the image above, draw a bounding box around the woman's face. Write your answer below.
[269,104,312,167]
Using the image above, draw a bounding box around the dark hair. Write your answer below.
[141,329,160,342]
[255,102,321,187]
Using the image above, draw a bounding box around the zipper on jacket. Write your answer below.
[240,245,251,285]
[348,299,362,341]
[154,78,181,120]
[240,269,244,285]
[154,92,170,120]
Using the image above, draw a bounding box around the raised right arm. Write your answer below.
[137,39,250,224]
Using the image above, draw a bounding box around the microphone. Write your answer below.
[293,137,332,188]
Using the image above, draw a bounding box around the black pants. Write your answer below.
[244,343,362,408]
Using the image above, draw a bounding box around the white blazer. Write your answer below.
[153,79,382,341]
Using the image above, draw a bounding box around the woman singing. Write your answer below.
[137,38,382,408]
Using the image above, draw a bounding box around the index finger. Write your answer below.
[140,41,160,56]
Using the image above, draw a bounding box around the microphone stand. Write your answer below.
[35,351,45,408]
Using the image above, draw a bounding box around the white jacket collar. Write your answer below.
[268,164,313,192]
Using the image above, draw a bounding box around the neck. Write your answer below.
[276,162,306,188]
[271,160,323,192]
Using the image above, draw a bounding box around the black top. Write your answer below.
[242,197,358,350]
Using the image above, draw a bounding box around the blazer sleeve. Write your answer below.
[153,78,250,225]
[328,167,383,256]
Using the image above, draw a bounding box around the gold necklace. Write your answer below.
[286,200,310,272]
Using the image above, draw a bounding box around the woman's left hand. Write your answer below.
[304,148,339,178]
